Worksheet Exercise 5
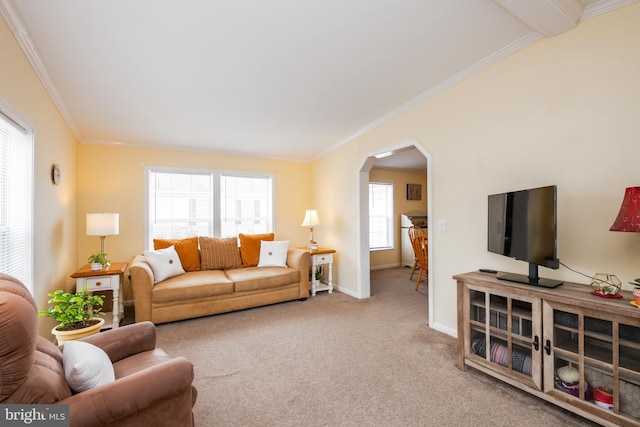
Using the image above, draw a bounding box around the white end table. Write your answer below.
[71,262,127,329]
[307,248,335,296]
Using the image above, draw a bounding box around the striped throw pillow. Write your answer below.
[199,236,242,270]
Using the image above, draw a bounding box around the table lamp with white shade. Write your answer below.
[301,210,320,250]
[87,213,119,268]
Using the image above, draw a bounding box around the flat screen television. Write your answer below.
[487,185,563,288]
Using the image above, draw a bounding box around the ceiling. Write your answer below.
[1,0,629,167]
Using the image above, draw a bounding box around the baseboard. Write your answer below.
[370,263,402,271]
[431,322,457,338]
[332,285,358,298]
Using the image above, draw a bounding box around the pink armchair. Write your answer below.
[0,274,197,426]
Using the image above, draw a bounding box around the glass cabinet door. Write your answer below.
[543,302,640,423]
[466,284,542,389]
[619,323,640,419]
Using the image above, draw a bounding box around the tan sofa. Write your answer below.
[130,236,310,324]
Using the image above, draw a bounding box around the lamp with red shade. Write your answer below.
[610,187,640,233]
[610,187,640,303]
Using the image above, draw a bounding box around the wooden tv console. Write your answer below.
[454,271,640,427]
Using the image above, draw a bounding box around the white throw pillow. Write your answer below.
[143,245,185,282]
[63,340,115,393]
[257,240,289,267]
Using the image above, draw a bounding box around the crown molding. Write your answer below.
[0,0,82,140]
[81,138,310,164]
[2,0,635,157]
[581,0,638,20]
[330,31,543,155]
[329,0,636,156]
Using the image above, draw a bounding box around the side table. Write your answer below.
[307,248,335,296]
[71,262,127,329]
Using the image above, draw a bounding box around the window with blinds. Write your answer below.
[220,174,272,237]
[0,106,34,292]
[146,167,273,249]
[369,182,394,250]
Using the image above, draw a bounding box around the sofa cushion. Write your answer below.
[199,236,242,270]
[144,246,186,283]
[152,270,234,304]
[224,266,299,292]
[238,233,274,267]
[154,237,200,271]
[257,240,289,267]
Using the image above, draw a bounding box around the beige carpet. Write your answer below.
[154,267,597,426]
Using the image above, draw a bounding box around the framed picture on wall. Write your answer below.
[407,184,421,200]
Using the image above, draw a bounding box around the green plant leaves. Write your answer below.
[38,286,104,330]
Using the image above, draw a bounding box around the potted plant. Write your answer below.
[630,278,640,304]
[38,286,105,344]
[87,252,109,270]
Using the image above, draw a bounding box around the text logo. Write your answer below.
[1,405,69,426]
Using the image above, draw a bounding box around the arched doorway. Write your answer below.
[357,141,433,325]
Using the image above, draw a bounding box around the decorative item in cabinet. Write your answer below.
[545,303,640,424]
[465,284,539,385]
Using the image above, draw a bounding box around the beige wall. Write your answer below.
[0,16,79,336]
[311,4,640,335]
[77,144,312,299]
[369,167,427,269]
[3,3,640,340]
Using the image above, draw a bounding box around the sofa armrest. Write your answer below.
[77,321,156,363]
[129,254,154,323]
[287,248,310,298]
[59,356,194,427]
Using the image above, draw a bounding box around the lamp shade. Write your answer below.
[87,213,120,236]
[301,210,320,227]
[610,187,640,232]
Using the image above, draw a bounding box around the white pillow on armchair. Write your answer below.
[63,340,115,393]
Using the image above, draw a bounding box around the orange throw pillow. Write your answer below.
[238,233,275,267]
[153,236,201,271]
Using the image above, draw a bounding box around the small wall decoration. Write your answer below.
[407,184,421,200]
[51,163,61,185]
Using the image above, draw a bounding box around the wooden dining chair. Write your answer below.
[408,225,427,281]
[412,234,428,291]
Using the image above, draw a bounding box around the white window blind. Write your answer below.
[0,108,34,292]
[148,170,213,241]
[220,174,272,237]
[146,168,273,248]
[369,182,393,249]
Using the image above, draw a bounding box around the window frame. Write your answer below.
[368,181,394,251]
[144,166,274,250]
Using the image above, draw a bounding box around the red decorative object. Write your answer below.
[593,386,614,410]
[610,187,640,232]
[591,290,623,299]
